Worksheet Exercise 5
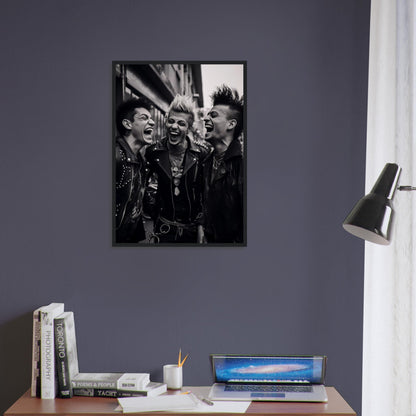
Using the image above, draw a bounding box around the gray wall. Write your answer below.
[0,1,370,415]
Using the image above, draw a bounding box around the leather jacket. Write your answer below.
[145,137,211,225]
[202,139,244,243]
[114,136,148,243]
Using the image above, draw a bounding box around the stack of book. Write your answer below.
[31,302,167,399]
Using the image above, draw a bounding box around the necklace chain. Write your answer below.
[169,152,185,196]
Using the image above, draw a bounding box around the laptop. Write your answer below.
[208,354,328,402]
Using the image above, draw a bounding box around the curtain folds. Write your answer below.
[363,1,416,416]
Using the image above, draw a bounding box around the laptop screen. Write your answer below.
[211,354,326,385]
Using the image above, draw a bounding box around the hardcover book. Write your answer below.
[31,307,42,397]
[72,373,150,390]
[73,382,167,398]
[54,311,79,398]
[118,373,150,391]
[40,302,65,399]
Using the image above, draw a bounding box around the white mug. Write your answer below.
[163,364,183,389]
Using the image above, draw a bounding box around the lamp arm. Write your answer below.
[398,186,416,191]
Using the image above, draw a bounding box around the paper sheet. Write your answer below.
[117,386,252,413]
[117,395,251,413]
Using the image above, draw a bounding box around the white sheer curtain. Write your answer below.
[363,1,416,416]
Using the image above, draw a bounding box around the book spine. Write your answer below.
[31,309,41,397]
[73,387,118,397]
[40,305,64,399]
[72,380,118,389]
[117,374,150,391]
[117,390,148,397]
[54,317,71,398]
[73,388,147,398]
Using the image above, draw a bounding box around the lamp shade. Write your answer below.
[342,163,401,245]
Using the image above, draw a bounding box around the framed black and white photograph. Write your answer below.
[113,61,246,246]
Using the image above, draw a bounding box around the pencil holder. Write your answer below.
[163,364,183,389]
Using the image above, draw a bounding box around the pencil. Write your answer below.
[180,354,189,367]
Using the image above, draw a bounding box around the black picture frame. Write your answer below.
[112,61,247,246]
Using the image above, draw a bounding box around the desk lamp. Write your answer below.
[342,162,416,245]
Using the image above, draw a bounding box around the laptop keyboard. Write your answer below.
[225,384,313,393]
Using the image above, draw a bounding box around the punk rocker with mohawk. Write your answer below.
[202,85,244,244]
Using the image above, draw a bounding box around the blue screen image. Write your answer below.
[213,356,324,384]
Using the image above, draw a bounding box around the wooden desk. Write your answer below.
[4,387,356,416]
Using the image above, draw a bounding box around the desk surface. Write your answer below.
[4,387,356,416]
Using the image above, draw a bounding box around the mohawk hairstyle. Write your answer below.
[167,94,195,126]
[116,97,152,136]
[211,85,244,139]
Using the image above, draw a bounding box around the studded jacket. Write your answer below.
[202,138,244,243]
[145,137,211,225]
[114,136,148,243]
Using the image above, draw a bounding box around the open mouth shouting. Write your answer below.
[168,129,185,144]
[204,123,214,139]
[143,127,154,143]
[165,111,190,145]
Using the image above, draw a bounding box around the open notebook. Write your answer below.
[209,354,328,402]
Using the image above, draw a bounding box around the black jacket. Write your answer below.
[145,137,211,224]
[114,137,148,243]
[202,139,244,243]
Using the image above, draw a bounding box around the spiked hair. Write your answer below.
[167,94,195,126]
[211,85,244,139]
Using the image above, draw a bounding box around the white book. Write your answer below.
[40,302,64,399]
[118,393,200,413]
[72,373,150,391]
[117,373,150,391]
